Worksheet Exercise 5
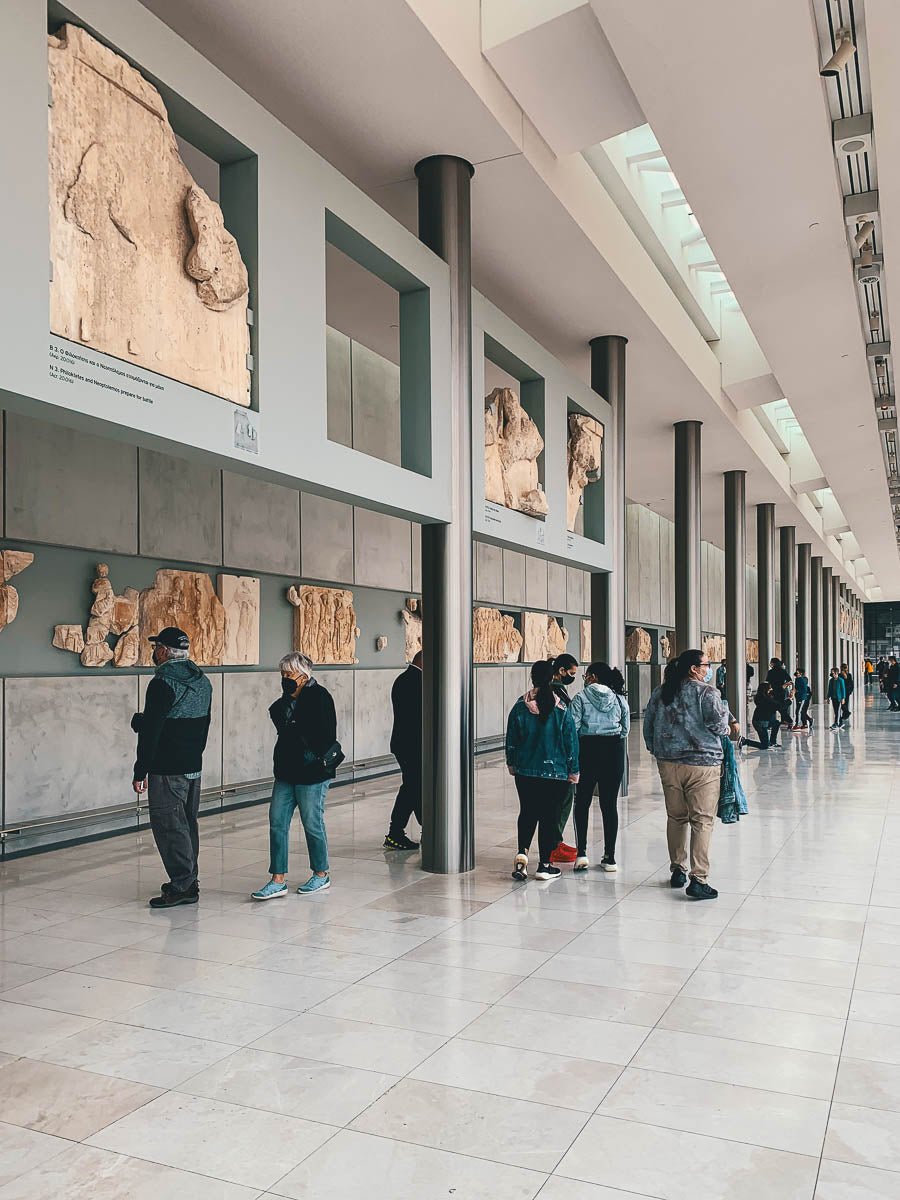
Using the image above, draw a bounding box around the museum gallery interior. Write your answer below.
[0,1,898,1197]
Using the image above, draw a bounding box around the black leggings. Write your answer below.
[515,775,569,865]
[573,736,626,858]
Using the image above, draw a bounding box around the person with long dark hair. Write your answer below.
[569,662,629,872]
[506,659,580,882]
[740,682,781,750]
[643,648,734,901]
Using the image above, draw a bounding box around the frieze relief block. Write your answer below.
[49,25,250,405]
[746,639,759,664]
[0,551,34,632]
[522,612,569,662]
[52,563,139,667]
[401,597,423,661]
[624,626,652,663]
[288,585,359,665]
[473,607,523,664]
[660,633,673,662]
[580,619,591,664]
[566,414,603,532]
[138,570,225,666]
[484,388,548,517]
[217,574,260,666]
[703,635,726,663]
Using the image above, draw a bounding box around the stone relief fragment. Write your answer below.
[217,574,260,666]
[401,597,423,661]
[0,551,34,632]
[473,607,524,664]
[661,633,674,662]
[288,585,359,665]
[52,624,85,654]
[566,414,603,532]
[522,612,569,663]
[138,570,225,666]
[580,619,591,664]
[48,24,250,405]
[484,388,548,517]
[624,626,652,663]
[51,563,138,667]
[746,639,759,664]
[703,635,726,663]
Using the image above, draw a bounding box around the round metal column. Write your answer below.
[779,526,796,671]
[724,471,747,732]
[756,504,776,671]
[589,336,627,670]
[822,565,833,676]
[796,543,812,679]
[674,421,702,652]
[811,557,824,705]
[415,155,475,875]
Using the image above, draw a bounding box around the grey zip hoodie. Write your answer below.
[569,684,630,738]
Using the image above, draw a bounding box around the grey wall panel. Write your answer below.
[566,566,584,617]
[475,542,503,603]
[503,550,526,607]
[350,341,401,466]
[503,665,527,717]
[664,519,675,626]
[548,561,568,611]
[411,524,422,593]
[525,556,548,610]
[5,675,138,822]
[139,449,222,566]
[300,494,354,585]
[353,668,395,761]
[625,502,640,620]
[326,326,352,448]
[638,507,660,626]
[700,541,710,634]
[317,668,354,763]
[354,589,411,669]
[354,509,412,591]
[6,413,138,554]
[222,671,280,788]
[222,473,301,576]
[475,667,504,740]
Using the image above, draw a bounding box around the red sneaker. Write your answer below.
[550,842,578,864]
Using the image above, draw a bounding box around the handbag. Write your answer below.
[302,738,345,773]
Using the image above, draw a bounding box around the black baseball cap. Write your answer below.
[148,627,190,650]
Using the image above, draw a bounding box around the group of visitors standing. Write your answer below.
[874,656,900,709]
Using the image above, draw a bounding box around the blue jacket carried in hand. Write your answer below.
[506,691,579,781]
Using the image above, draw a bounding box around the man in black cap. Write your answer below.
[131,627,212,908]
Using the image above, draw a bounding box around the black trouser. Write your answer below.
[744,716,780,749]
[389,754,422,836]
[515,775,569,865]
[841,696,852,722]
[795,696,811,727]
[573,736,626,858]
[889,685,899,709]
[148,774,201,893]
[831,698,842,723]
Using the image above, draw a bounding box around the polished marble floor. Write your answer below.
[1,689,899,1198]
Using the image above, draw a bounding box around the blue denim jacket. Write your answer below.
[505,695,580,781]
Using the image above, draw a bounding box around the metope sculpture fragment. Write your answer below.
[0,551,34,632]
[566,414,603,532]
[473,608,523,663]
[484,388,548,517]
[288,585,359,665]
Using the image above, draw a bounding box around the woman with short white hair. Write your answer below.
[252,652,342,899]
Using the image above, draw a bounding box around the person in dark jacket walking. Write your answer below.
[740,683,781,750]
[252,653,339,900]
[792,668,812,730]
[548,653,579,864]
[827,667,846,729]
[384,651,423,850]
[132,627,212,908]
[765,657,793,727]
[840,663,854,724]
[506,660,579,883]
[887,657,900,710]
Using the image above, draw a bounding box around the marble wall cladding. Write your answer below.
[222,671,281,788]
[475,543,503,604]
[354,509,412,591]
[548,561,568,612]
[326,326,352,448]
[638,506,661,627]
[625,502,641,622]
[525,556,548,610]
[6,412,138,554]
[503,665,528,717]
[301,494,354,585]
[350,341,402,467]
[503,550,526,607]
[5,675,138,822]
[353,669,395,762]
[317,669,354,763]
[475,667,504,740]
[222,472,301,575]
[411,525,422,593]
[138,449,223,566]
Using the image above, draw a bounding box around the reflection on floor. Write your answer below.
[0,691,898,1197]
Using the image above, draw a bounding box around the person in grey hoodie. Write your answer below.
[643,648,735,901]
[569,662,630,873]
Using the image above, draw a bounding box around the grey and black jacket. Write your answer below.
[132,659,212,780]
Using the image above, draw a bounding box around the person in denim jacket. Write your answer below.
[506,659,579,883]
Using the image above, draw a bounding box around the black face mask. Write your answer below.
[281,676,296,695]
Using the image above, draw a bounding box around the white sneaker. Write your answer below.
[534,863,562,881]
[511,854,528,882]
[574,856,590,872]
[600,856,618,872]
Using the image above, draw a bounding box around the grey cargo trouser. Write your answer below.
[148,774,201,893]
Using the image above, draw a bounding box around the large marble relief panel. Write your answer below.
[484,388,548,517]
[49,25,250,405]
[473,607,523,664]
[566,413,603,532]
[288,584,359,665]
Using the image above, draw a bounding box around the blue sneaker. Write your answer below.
[297,874,331,894]
[250,880,288,901]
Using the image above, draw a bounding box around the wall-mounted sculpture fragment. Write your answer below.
[401,597,423,661]
[746,639,759,664]
[375,635,388,652]
[51,563,139,666]
[473,607,524,663]
[287,585,359,665]
[580,619,591,664]
[217,574,260,666]
[624,626,652,663]
[0,551,34,632]
[484,388,548,517]
[566,414,603,532]
[523,612,569,662]
[660,633,673,662]
[138,570,225,666]
[52,624,85,654]
[703,635,726,663]
[48,24,250,405]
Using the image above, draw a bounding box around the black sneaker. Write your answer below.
[670,866,688,888]
[534,863,562,881]
[685,879,718,901]
[161,881,199,897]
[383,833,420,850]
[600,855,617,873]
[149,889,198,908]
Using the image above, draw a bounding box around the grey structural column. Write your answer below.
[674,421,702,652]
[589,336,627,670]
[415,155,475,875]
[797,542,812,678]
[779,526,796,671]
[724,471,747,731]
[833,575,842,668]
[756,503,776,671]
[822,564,833,676]
[811,556,824,705]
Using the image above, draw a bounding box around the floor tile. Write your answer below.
[310,981,486,1036]
[814,1158,900,1198]
[440,918,576,952]
[0,970,161,1020]
[835,1057,900,1113]
[34,915,158,949]
[536,954,693,996]
[0,962,54,992]
[659,995,846,1054]
[130,928,274,965]
[825,1102,900,1172]
[843,1020,900,1064]
[37,1020,235,1087]
[0,1000,97,1056]
[849,992,900,1028]
[855,963,900,995]
[87,1091,333,1190]
[462,1004,648,1065]
[0,1058,159,1140]
[401,937,552,975]
[0,933,111,969]
[501,977,672,1026]
[700,947,856,989]
[125,990,296,1046]
[252,1011,445,1073]
[177,962,345,1010]
[75,947,220,988]
[678,969,851,1018]
[0,1123,69,1189]
[361,958,522,1003]
[242,942,390,983]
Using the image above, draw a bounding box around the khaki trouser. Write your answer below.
[657,760,721,883]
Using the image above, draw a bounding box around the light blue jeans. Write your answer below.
[268,780,330,876]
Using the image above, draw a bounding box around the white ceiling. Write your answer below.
[138,0,890,588]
